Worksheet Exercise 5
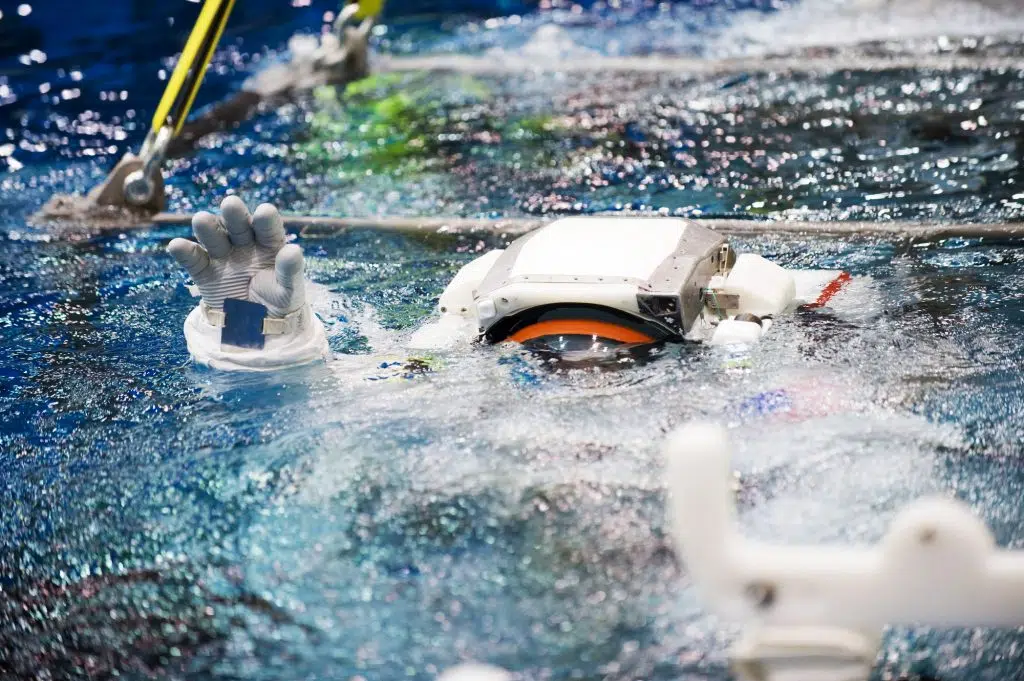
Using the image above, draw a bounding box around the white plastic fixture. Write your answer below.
[722,254,797,317]
[663,422,1024,681]
[439,249,505,319]
[709,318,764,346]
[437,665,512,681]
[407,249,504,350]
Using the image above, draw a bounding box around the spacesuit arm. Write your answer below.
[707,255,851,346]
[407,249,504,351]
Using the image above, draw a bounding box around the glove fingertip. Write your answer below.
[277,243,304,270]
[252,202,286,248]
[274,243,306,289]
[167,237,194,260]
[221,194,246,208]
[253,202,281,219]
[191,210,216,229]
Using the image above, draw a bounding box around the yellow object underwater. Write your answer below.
[151,0,237,136]
[354,0,385,19]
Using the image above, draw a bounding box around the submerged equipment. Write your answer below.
[125,0,238,208]
[34,0,237,222]
[28,0,1024,237]
[472,217,730,345]
[168,203,851,370]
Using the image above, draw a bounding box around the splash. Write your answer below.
[716,0,1024,56]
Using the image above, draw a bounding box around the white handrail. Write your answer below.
[664,422,1024,681]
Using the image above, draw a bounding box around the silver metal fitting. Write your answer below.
[123,126,172,207]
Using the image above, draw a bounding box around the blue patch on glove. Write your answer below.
[221,298,268,350]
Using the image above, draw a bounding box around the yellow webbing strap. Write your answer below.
[150,0,237,136]
[353,0,384,20]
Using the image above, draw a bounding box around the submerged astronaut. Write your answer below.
[167,196,850,371]
[169,198,1024,681]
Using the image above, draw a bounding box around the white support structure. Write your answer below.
[438,665,512,681]
[663,423,1024,681]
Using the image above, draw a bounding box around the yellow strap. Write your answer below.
[150,0,237,135]
[354,0,384,20]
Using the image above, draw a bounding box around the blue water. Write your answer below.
[2,1,1024,679]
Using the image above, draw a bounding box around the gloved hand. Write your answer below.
[167,195,329,371]
[167,195,304,318]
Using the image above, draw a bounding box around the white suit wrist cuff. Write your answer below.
[183,303,329,371]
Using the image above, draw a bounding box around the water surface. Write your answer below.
[1,1,1024,679]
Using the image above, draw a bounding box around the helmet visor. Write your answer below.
[488,304,671,366]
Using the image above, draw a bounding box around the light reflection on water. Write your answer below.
[2,223,1023,679]
[1,1,1024,679]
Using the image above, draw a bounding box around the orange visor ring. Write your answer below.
[508,319,656,345]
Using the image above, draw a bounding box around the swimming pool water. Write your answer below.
[2,1,1024,679]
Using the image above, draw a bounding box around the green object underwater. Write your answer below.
[299,72,571,178]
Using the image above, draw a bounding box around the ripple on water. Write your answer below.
[2,5,1024,679]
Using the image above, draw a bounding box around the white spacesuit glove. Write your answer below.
[167,196,329,371]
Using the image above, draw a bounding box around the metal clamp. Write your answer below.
[309,2,372,80]
[702,288,740,318]
[123,126,172,207]
[718,243,735,275]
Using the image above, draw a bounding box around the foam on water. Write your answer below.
[718,0,1024,56]
[414,0,1024,63]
